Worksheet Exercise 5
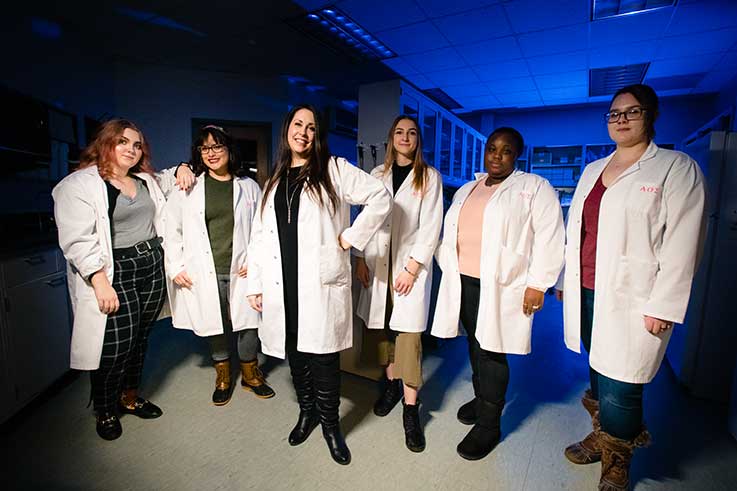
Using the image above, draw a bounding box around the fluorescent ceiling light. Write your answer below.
[589,63,650,96]
[291,7,395,61]
[592,0,677,20]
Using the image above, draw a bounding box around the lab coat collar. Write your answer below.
[603,140,659,184]
[382,162,415,197]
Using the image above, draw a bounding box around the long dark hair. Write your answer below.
[382,115,428,193]
[261,104,338,215]
[191,125,244,177]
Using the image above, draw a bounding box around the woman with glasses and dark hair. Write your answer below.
[556,84,706,491]
[164,125,274,406]
[52,119,194,440]
[246,104,391,465]
[432,126,564,461]
[354,115,443,453]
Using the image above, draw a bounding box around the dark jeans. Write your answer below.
[208,273,260,362]
[581,287,644,440]
[460,275,509,405]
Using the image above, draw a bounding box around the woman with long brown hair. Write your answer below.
[246,104,391,465]
[53,119,191,440]
[354,115,443,452]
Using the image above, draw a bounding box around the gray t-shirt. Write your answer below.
[111,178,157,248]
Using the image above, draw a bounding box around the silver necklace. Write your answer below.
[285,170,300,224]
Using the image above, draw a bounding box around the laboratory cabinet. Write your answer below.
[0,247,71,423]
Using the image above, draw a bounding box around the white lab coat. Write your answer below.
[356,165,443,333]
[246,156,392,359]
[559,142,706,383]
[432,170,564,354]
[52,166,169,370]
[164,176,261,337]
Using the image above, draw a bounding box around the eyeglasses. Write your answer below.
[605,106,646,123]
[198,144,226,154]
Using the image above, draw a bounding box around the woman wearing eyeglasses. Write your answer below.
[556,84,706,491]
[165,125,274,406]
[246,104,391,465]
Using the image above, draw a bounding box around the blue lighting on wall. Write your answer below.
[303,7,396,60]
[31,17,62,39]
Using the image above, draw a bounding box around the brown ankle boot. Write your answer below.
[240,360,275,399]
[213,360,232,406]
[598,429,651,491]
[565,390,602,464]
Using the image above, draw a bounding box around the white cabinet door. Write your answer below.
[6,272,70,406]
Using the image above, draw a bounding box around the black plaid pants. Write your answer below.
[90,245,166,413]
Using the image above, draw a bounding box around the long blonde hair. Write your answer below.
[383,115,428,193]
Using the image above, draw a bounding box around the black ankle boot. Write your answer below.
[457,399,504,460]
[402,401,425,453]
[96,411,122,441]
[322,425,351,465]
[373,377,402,417]
[289,409,319,446]
[457,397,478,425]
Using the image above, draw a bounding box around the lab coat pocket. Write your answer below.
[496,246,528,287]
[615,256,658,301]
[319,245,350,287]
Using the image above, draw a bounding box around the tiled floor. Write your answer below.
[3,299,736,490]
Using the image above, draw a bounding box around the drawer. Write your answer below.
[2,249,61,288]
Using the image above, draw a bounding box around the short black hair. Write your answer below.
[487,127,525,157]
[610,84,659,141]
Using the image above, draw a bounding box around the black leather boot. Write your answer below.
[313,353,351,465]
[457,399,504,460]
[402,400,426,453]
[212,360,232,406]
[373,377,402,417]
[288,354,318,446]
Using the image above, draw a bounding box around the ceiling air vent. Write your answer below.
[589,63,649,97]
[592,0,677,21]
[423,88,462,111]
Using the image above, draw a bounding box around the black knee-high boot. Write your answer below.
[312,353,351,465]
[287,351,319,446]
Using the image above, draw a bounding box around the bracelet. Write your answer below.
[403,266,417,277]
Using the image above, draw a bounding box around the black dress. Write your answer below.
[274,166,304,335]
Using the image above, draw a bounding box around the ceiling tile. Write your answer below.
[518,24,588,57]
[496,90,542,105]
[337,0,427,33]
[504,0,589,34]
[403,72,435,90]
[433,5,512,45]
[534,70,588,89]
[444,83,492,99]
[457,94,502,110]
[646,53,722,78]
[589,8,673,48]
[666,0,737,36]
[655,28,737,59]
[381,56,419,76]
[588,41,657,68]
[694,68,737,92]
[426,67,481,86]
[473,59,530,81]
[527,51,588,75]
[404,47,467,72]
[376,21,449,55]
[460,36,523,65]
[416,0,502,18]
[486,76,538,94]
[539,85,589,100]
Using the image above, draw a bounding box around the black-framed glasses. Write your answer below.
[198,144,227,154]
[605,106,646,123]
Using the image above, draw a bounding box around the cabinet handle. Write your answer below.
[46,277,66,288]
[24,256,46,266]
